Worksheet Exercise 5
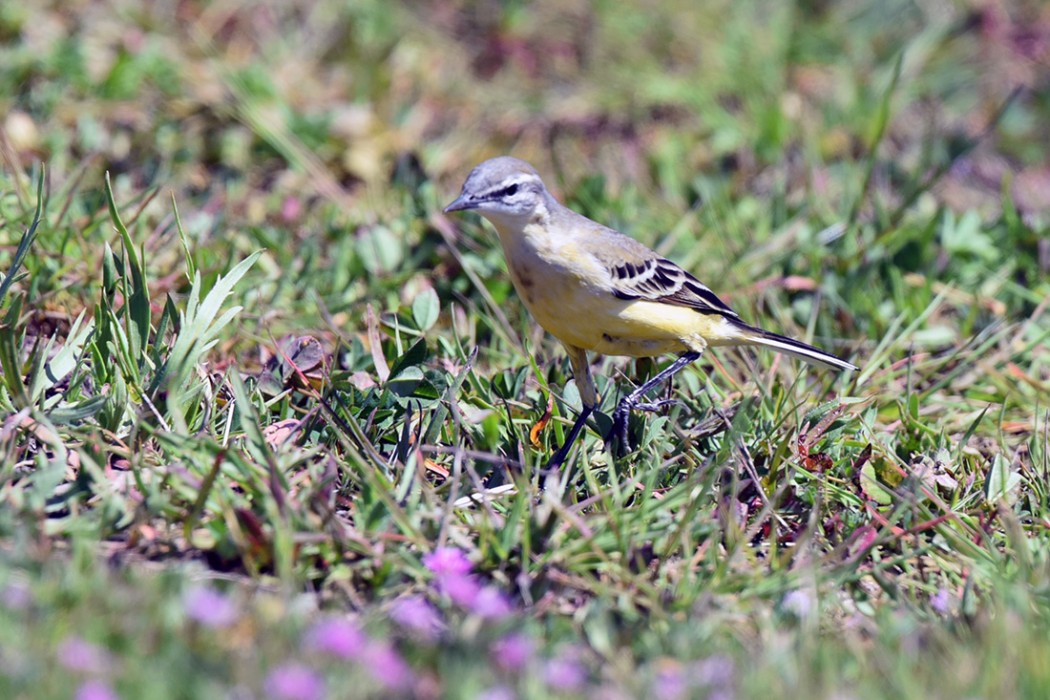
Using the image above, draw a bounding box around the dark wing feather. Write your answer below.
[607,255,740,318]
[576,219,741,318]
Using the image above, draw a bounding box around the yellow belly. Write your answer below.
[515,271,737,358]
[494,222,741,358]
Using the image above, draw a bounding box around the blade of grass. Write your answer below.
[0,166,45,305]
[105,172,151,372]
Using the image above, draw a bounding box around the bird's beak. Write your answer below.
[443,194,476,213]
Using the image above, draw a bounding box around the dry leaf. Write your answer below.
[529,393,555,447]
[263,419,301,449]
[366,304,390,384]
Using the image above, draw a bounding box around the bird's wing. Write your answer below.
[587,228,741,319]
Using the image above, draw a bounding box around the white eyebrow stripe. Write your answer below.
[480,175,539,198]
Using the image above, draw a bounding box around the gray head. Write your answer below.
[444,157,554,225]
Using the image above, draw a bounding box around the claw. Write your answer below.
[634,398,681,413]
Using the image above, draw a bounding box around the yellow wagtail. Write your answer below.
[444,156,857,469]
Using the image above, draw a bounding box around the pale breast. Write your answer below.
[495,229,608,349]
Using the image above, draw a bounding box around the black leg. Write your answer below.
[545,404,595,471]
[608,351,702,455]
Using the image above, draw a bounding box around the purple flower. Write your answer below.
[441,578,510,618]
[691,655,735,688]
[183,585,238,628]
[492,633,534,673]
[542,655,586,691]
[471,586,513,619]
[652,662,687,700]
[389,596,443,641]
[423,547,473,578]
[592,685,631,700]
[281,196,302,223]
[780,589,814,618]
[362,642,414,692]
[304,618,366,660]
[930,588,951,615]
[75,680,119,700]
[57,636,114,674]
[1,581,32,610]
[437,573,482,608]
[477,686,515,700]
[264,662,325,700]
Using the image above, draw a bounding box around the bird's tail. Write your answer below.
[738,324,858,372]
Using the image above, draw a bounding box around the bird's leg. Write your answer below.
[609,350,703,455]
[543,345,599,472]
[544,404,594,472]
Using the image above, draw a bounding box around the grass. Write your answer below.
[1,0,1049,697]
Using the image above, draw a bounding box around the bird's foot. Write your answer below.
[607,398,681,456]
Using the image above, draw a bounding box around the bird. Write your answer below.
[443,156,857,469]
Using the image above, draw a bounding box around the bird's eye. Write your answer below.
[502,184,519,197]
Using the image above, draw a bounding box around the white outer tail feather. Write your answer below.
[742,327,858,372]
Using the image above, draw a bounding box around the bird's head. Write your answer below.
[444,157,552,226]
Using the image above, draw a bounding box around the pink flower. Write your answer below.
[389,596,443,641]
[542,655,586,691]
[281,196,302,223]
[691,655,734,688]
[304,618,366,660]
[437,573,482,608]
[57,636,114,674]
[930,588,951,615]
[264,662,325,700]
[75,680,119,700]
[361,642,414,692]
[183,585,238,628]
[471,586,513,619]
[477,686,515,700]
[780,589,813,618]
[492,633,534,673]
[1,581,32,610]
[435,573,513,619]
[423,547,473,578]
[652,662,687,700]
